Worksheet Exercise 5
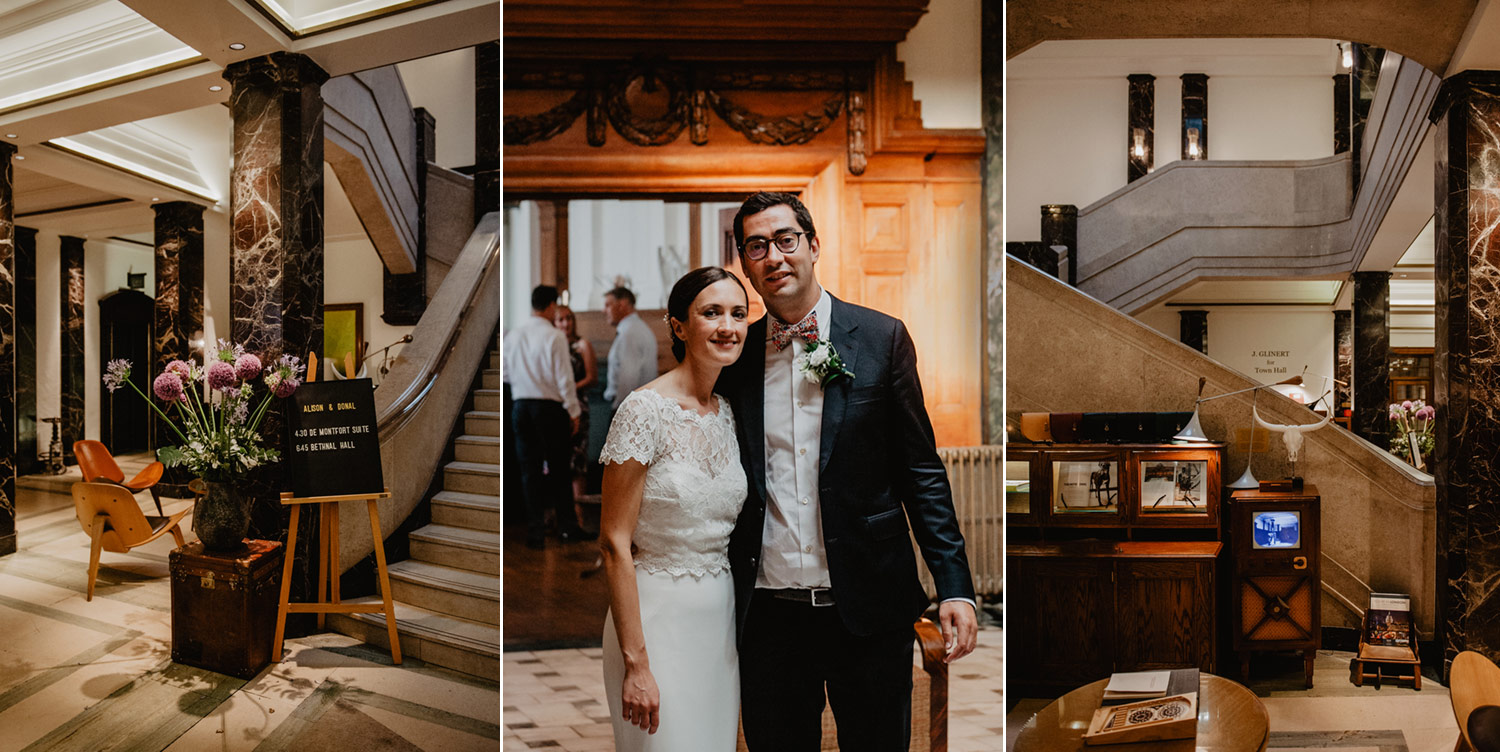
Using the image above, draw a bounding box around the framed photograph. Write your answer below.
[1139,459,1209,513]
[323,303,365,378]
[1006,459,1033,516]
[1052,458,1120,513]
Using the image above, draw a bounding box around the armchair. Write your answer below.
[74,440,166,516]
[71,482,190,601]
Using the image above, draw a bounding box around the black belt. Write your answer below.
[764,588,836,607]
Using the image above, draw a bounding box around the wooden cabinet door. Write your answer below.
[1115,559,1215,673]
[1020,557,1115,686]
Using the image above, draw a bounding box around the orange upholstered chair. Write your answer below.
[71,482,189,601]
[74,440,166,516]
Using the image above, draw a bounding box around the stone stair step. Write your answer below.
[327,598,499,680]
[489,350,498,370]
[445,461,499,496]
[474,388,500,412]
[431,491,500,532]
[410,524,500,575]
[454,434,499,464]
[465,410,499,437]
[387,560,499,626]
[482,369,499,389]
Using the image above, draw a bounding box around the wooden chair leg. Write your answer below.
[367,500,401,664]
[170,525,185,548]
[272,506,301,662]
[86,516,105,602]
[149,487,164,517]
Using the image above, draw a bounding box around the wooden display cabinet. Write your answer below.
[1004,443,1223,531]
[1228,486,1321,688]
[1127,448,1221,528]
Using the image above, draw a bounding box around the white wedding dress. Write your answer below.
[599,388,747,751]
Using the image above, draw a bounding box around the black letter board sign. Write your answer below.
[286,379,384,497]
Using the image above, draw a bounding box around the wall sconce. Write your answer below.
[1340,42,1353,70]
[1131,128,1147,159]
[1186,127,1202,159]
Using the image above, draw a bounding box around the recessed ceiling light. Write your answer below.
[4,134,14,139]
[209,85,223,92]
[229,43,245,50]
[152,197,160,202]
[13,155,23,160]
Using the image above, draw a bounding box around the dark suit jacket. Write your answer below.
[718,295,977,638]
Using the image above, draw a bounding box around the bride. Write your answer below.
[598,266,750,750]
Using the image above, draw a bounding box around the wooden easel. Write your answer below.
[271,488,401,664]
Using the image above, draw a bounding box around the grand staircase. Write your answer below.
[328,347,501,680]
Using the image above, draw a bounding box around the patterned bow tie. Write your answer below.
[770,311,819,351]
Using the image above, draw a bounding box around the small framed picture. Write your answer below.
[1052,458,1120,513]
[1139,459,1209,513]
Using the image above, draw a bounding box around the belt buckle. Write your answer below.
[810,588,834,607]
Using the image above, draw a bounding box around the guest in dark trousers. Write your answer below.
[504,285,594,548]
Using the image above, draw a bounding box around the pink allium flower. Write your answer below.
[102,359,131,393]
[166,360,192,382]
[153,371,186,402]
[1417,405,1436,421]
[272,376,299,398]
[206,361,238,392]
[1401,400,1413,411]
[235,353,262,380]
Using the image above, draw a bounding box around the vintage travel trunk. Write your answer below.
[170,539,283,679]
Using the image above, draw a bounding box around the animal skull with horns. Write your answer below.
[1252,406,1331,462]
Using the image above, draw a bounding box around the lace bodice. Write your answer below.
[598,389,746,577]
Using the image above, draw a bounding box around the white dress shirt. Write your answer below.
[502,314,579,419]
[756,289,834,589]
[605,311,658,409]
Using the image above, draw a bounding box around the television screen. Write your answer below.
[1252,510,1300,549]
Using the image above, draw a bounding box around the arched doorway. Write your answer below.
[98,289,153,455]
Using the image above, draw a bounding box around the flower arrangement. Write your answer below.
[103,340,305,483]
[794,338,855,387]
[1388,399,1435,468]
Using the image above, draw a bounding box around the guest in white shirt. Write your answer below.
[504,285,593,549]
[602,287,659,411]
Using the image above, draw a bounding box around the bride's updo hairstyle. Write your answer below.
[666,267,747,362]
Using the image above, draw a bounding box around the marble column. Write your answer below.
[224,52,328,617]
[1127,74,1155,182]
[0,143,14,556]
[1431,70,1500,671]
[1351,271,1390,448]
[1351,45,1384,187]
[1334,73,1352,155]
[475,41,498,222]
[382,108,432,326]
[982,0,1002,444]
[1181,73,1208,161]
[1006,242,1059,278]
[15,226,35,477]
[1178,310,1208,352]
[152,202,204,495]
[1041,204,1078,287]
[60,235,84,465]
[1333,309,1353,415]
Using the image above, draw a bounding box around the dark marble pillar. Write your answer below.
[1127,74,1155,182]
[15,226,35,477]
[982,0,1002,444]
[1006,241,1059,278]
[1431,70,1500,672]
[1181,73,1208,161]
[1041,204,1078,286]
[1351,271,1390,448]
[1352,44,1385,187]
[1334,73,1352,155]
[60,235,84,466]
[1178,310,1208,352]
[0,143,14,556]
[475,41,499,222]
[224,52,328,620]
[151,202,204,494]
[1333,309,1353,416]
[382,108,432,326]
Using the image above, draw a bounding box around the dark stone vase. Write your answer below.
[194,481,250,552]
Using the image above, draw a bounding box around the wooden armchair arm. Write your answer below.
[915,617,948,676]
[914,617,949,752]
[136,508,192,547]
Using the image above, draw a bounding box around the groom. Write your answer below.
[720,192,978,751]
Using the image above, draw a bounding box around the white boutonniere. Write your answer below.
[794,338,855,387]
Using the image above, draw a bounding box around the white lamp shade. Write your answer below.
[1172,408,1211,442]
[1227,463,1259,489]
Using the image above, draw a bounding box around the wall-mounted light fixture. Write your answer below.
[1132,128,1147,158]
[1187,127,1202,159]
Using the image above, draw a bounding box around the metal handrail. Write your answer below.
[375,212,500,437]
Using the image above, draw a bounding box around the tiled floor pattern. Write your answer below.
[0,468,501,751]
[1005,651,1458,751]
[503,626,1004,751]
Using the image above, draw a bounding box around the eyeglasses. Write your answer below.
[741,231,807,261]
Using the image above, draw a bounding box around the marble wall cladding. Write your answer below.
[1040,204,1077,286]
[382,108,432,326]
[151,202,203,493]
[1180,73,1208,161]
[983,2,1002,444]
[475,41,498,223]
[1006,242,1059,278]
[14,227,34,477]
[1178,310,1208,352]
[1127,74,1155,182]
[1334,309,1353,412]
[1432,70,1500,673]
[224,52,328,616]
[1352,45,1385,187]
[0,144,13,555]
[1334,74,1352,155]
[1352,271,1390,448]
[59,236,83,466]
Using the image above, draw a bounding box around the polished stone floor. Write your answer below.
[0,464,500,751]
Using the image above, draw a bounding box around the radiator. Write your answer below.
[912,446,1003,600]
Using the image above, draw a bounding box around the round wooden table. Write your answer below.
[1013,674,1269,752]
